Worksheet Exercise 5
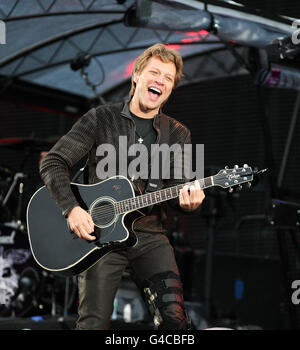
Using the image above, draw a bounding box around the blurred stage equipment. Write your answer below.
[125,0,300,92]
[266,35,300,62]
[111,276,149,325]
[2,172,27,230]
[0,137,53,152]
[268,199,300,329]
[255,64,300,91]
[0,136,76,318]
[0,222,77,318]
[70,52,106,104]
[168,165,268,328]
[124,0,213,32]
[110,273,209,329]
[124,0,292,49]
[0,223,39,316]
[70,52,91,72]
[201,166,266,323]
[0,166,13,222]
[0,137,53,227]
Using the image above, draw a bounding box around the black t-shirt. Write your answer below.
[129,112,157,184]
[130,112,157,153]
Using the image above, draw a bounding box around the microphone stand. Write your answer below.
[202,190,218,324]
[2,172,27,229]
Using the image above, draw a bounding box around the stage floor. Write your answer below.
[0,315,153,330]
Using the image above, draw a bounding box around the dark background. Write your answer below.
[1,0,300,330]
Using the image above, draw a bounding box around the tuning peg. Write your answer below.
[243,164,248,168]
[237,184,243,191]
[228,187,233,193]
[234,165,239,169]
[247,182,251,188]
[225,166,229,170]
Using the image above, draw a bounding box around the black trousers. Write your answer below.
[76,232,188,330]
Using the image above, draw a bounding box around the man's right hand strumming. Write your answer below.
[67,206,96,241]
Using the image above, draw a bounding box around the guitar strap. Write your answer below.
[144,113,169,214]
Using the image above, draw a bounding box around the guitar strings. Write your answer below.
[85,175,249,220]
[89,179,206,219]
[90,185,186,214]
[90,196,173,220]
[90,197,158,219]
[89,187,185,218]
[90,192,174,217]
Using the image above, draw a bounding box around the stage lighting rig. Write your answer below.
[266,35,300,62]
[70,52,106,104]
[255,63,300,91]
[257,34,300,91]
[70,52,91,71]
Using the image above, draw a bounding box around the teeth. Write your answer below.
[149,87,162,95]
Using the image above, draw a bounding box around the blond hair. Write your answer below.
[129,43,183,97]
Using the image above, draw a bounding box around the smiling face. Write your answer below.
[130,56,176,118]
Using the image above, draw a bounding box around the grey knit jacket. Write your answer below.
[40,99,195,234]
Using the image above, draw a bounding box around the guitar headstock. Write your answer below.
[213,164,253,190]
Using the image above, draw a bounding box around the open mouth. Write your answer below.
[148,87,162,100]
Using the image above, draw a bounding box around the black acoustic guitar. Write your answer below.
[26,165,256,276]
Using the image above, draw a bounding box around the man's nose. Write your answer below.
[155,74,164,85]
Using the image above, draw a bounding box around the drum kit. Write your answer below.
[0,137,77,318]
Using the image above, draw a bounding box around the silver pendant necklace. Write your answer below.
[137,136,144,144]
[135,129,147,144]
[133,114,153,144]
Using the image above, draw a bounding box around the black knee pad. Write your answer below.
[142,271,191,330]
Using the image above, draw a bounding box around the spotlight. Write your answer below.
[266,35,300,61]
[70,52,91,71]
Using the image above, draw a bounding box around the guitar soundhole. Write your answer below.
[90,200,116,227]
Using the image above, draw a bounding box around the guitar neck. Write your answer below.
[115,177,214,215]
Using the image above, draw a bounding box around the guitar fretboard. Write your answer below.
[114,177,213,215]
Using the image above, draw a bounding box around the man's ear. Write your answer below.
[133,70,139,84]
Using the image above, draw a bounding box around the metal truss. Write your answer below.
[0,0,132,20]
[0,2,224,96]
[0,0,243,97]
